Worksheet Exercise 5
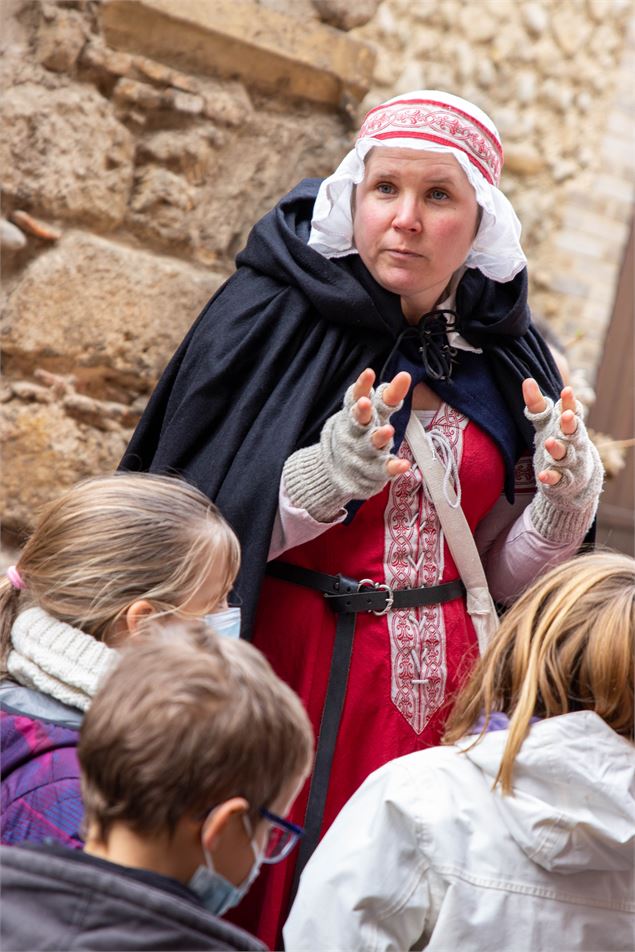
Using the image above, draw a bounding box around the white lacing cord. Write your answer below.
[425,430,462,508]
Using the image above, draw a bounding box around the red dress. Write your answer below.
[232,405,505,949]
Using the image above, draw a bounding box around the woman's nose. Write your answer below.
[392,197,422,233]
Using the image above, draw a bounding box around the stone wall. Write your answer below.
[2,0,633,544]
[353,0,635,375]
[1,0,377,541]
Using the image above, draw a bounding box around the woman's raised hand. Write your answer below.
[351,368,412,477]
[282,368,412,522]
[522,378,578,486]
[522,376,603,543]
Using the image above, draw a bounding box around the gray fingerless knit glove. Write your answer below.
[525,396,604,543]
[283,382,403,522]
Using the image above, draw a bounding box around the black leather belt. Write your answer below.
[266,561,465,615]
[265,560,465,899]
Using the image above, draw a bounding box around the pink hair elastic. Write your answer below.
[6,565,25,590]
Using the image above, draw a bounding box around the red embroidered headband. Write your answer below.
[358,97,503,187]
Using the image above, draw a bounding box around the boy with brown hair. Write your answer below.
[1,622,314,951]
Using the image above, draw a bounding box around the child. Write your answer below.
[1,473,240,848]
[1,621,314,951]
[284,551,635,951]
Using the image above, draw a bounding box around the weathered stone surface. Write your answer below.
[461,6,497,43]
[114,76,164,110]
[312,0,382,31]
[2,232,226,396]
[81,40,134,78]
[551,7,592,56]
[128,166,197,245]
[0,81,135,229]
[1,400,132,533]
[521,2,548,36]
[127,107,348,260]
[257,0,318,21]
[202,82,253,126]
[136,129,218,184]
[100,0,376,106]
[35,6,88,73]
[503,143,546,176]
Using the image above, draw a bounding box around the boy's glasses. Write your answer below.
[259,808,304,864]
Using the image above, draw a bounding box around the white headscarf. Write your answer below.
[308,90,526,283]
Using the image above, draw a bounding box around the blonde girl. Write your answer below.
[285,551,635,952]
[1,473,240,849]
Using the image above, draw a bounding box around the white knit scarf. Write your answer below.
[7,607,119,712]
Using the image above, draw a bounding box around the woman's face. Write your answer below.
[352,147,480,322]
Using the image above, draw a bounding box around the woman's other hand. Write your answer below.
[522,378,578,486]
[522,377,604,542]
[351,369,412,477]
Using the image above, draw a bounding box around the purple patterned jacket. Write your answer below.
[1,681,84,849]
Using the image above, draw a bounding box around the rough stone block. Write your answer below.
[100,0,375,105]
[1,401,131,533]
[0,82,135,229]
[114,76,164,109]
[312,0,382,31]
[2,231,226,397]
[127,107,347,260]
[35,6,89,73]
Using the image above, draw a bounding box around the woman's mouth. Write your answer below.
[385,248,422,259]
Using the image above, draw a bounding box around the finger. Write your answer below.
[560,408,577,436]
[352,368,375,402]
[387,457,410,477]
[352,396,373,426]
[560,386,576,414]
[538,469,563,486]
[522,377,547,414]
[371,424,393,450]
[544,437,566,462]
[382,371,412,407]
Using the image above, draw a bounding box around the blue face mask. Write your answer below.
[203,606,241,640]
[188,816,262,917]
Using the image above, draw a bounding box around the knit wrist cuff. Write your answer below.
[283,445,349,523]
[529,493,597,544]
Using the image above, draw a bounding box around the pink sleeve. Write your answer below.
[268,480,347,561]
[476,455,582,605]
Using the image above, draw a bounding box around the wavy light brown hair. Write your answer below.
[78,621,314,839]
[444,551,635,794]
[0,473,240,671]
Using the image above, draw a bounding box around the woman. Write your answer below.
[284,551,635,951]
[122,91,603,945]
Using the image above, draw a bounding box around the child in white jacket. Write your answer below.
[284,551,635,952]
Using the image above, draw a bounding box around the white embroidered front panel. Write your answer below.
[384,405,469,734]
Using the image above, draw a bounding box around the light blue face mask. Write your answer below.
[188,816,262,917]
[203,606,241,639]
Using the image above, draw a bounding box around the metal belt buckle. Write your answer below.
[358,578,394,617]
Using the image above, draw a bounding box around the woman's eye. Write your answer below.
[429,188,449,201]
[376,182,396,195]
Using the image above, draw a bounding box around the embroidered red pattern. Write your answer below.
[384,406,468,734]
[358,103,502,185]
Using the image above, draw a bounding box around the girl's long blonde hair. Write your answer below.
[444,551,635,794]
[0,473,240,671]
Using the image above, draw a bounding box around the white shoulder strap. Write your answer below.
[405,412,498,654]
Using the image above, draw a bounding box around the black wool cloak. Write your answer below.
[121,179,562,634]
